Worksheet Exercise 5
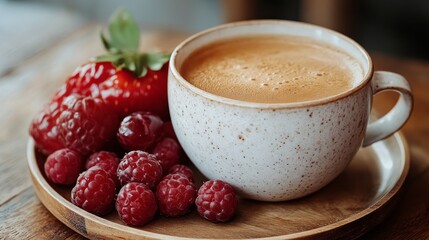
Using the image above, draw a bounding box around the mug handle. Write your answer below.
[363,71,413,147]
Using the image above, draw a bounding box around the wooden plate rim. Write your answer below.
[27,132,410,240]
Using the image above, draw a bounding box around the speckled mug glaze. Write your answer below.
[168,20,413,201]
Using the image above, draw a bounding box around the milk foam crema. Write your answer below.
[180,35,364,104]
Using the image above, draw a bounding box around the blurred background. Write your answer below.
[1,0,428,75]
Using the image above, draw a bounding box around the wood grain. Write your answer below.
[0,187,78,239]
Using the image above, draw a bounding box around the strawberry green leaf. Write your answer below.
[125,57,137,72]
[105,9,140,53]
[100,31,111,52]
[135,54,146,77]
[93,54,123,66]
[146,53,171,71]
[94,9,170,77]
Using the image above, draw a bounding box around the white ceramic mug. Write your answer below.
[168,20,413,201]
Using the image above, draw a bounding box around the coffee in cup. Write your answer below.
[181,35,361,104]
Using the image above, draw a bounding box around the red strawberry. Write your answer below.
[54,10,170,120]
[53,62,117,103]
[95,63,169,119]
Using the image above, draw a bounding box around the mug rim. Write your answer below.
[169,19,374,109]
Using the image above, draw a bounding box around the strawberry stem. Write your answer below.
[94,9,170,77]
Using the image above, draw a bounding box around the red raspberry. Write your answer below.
[85,151,120,186]
[116,182,157,226]
[71,166,116,216]
[117,150,163,189]
[153,138,181,174]
[195,180,237,222]
[29,100,65,155]
[156,174,196,217]
[162,121,178,141]
[57,95,119,156]
[44,148,83,185]
[117,112,163,151]
[168,164,194,183]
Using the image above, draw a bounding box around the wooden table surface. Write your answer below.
[1,11,429,239]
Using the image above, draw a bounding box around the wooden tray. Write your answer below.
[27,132,409,240]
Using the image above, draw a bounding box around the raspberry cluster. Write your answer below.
[36,110,237,226]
